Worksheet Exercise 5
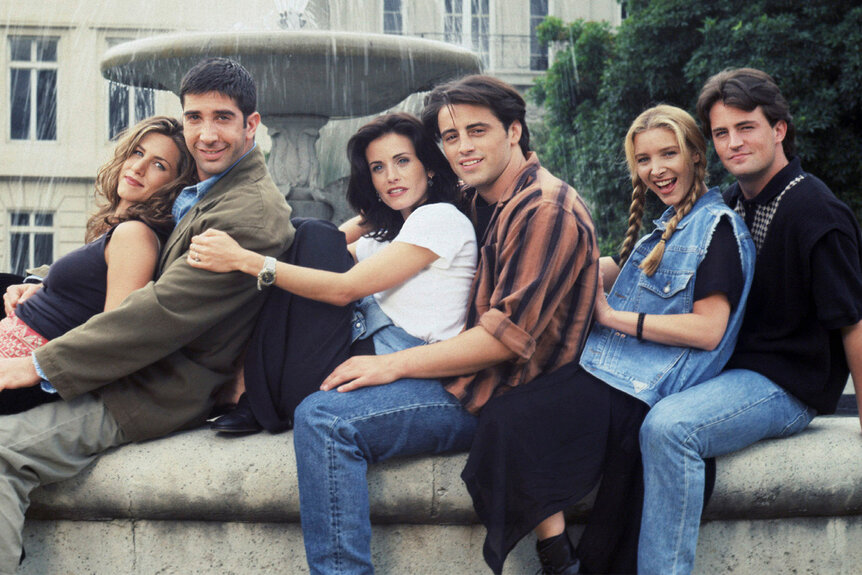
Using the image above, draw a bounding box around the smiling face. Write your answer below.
[708,102,788,198]
[182,91,260,180]
[365,132,431,219]
[437,103,523,203]
[633,127,696,211]
[116,132,181,214]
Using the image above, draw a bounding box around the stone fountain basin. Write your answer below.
[100,30,482,119]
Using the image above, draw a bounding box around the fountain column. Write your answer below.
[266,115,332,219]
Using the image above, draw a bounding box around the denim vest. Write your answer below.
[580,188,755,406]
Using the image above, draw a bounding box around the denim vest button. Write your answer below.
[663,284,670,293]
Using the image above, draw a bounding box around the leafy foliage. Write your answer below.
[531,0,862,255]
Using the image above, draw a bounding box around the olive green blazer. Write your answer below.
[36,147,294,442]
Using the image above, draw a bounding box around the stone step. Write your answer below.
[19,416,862,574]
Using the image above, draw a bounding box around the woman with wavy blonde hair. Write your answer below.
[1,116,195,414]
[462,105,756,575]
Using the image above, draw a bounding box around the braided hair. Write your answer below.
[619,105,708,275]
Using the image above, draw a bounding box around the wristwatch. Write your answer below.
[257,256,277,291]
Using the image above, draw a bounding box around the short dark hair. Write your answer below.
[696,67,796,158]
[421,74,530,156]
[180,58,257,122]
[347,112,464,242]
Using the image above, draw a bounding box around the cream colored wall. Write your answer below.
[0,0,281,269]
[0,0,619,271]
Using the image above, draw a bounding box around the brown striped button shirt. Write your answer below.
[445,153,600,413]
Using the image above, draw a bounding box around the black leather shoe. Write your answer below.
[210,398,262,434]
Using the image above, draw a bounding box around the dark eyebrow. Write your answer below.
[465,122,491,130]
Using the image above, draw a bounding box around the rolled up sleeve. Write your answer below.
[476,199,583,363]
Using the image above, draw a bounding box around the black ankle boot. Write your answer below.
[210,394,262,434]
[536,532,581,575]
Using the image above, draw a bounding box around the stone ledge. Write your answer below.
[20,415,862,574]
[29,416,862,523]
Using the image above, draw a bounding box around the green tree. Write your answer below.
[532,0,862,255]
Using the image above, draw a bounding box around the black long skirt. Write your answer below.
[462,361,648,574]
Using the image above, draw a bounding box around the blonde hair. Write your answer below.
[85,116,196,243]
[619,105,707,275]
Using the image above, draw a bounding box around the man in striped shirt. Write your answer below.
[294,75,599,574]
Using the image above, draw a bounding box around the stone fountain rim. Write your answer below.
[101,29,480,73]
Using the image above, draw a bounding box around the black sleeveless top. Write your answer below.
[16,225,162,340]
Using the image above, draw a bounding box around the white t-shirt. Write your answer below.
[355,203,478,343]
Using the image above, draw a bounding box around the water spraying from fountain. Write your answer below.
[100,22,481,219]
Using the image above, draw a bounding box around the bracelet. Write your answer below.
[636,312,645,341]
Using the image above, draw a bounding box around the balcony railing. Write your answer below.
[414,32,548,73]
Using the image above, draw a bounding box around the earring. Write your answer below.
[427,177,434,188]
[376,194,382,202]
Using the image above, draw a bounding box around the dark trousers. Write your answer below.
[244,218,355,433]
[576,387,648,574]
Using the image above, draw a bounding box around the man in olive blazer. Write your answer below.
[0,58,293,571]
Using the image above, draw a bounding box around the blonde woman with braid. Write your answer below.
[461,105,756,575]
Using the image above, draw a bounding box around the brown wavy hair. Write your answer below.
[85,116,196,243]
[619,105,707,275]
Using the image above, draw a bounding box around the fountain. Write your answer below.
[100,30,481,219]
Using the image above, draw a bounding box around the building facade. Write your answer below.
[0,0,620,273]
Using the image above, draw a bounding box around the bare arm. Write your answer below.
[338,215,371,245]
[320,325,518,392]
[188,228,438,306]
[594,268,731,351]
[842,320,862,431]
[599,256,621,290]
[103,221,161,311]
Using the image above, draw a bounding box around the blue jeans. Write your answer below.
[638,368,815,574]
[293,322,477,574]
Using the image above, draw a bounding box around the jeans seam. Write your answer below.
[344,401,463,425]
[325,416,344,574]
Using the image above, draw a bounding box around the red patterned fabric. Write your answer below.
[0,315,48,358]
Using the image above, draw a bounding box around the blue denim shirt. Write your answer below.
[580,188,755,406]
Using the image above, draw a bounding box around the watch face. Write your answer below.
[260,270,275,285]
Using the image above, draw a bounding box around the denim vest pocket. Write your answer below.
[635,269,694,315]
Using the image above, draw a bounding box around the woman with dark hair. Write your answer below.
[1,115,196,413]
[190,112,477,433]
[462,105,756,574]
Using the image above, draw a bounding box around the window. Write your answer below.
[530,0,549,70]
[383,0,403,35]
[445,0,489,68]
[9,36,58,141]
[8,211,54,275]
[107,39,154,140]
[444,0,463,44]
